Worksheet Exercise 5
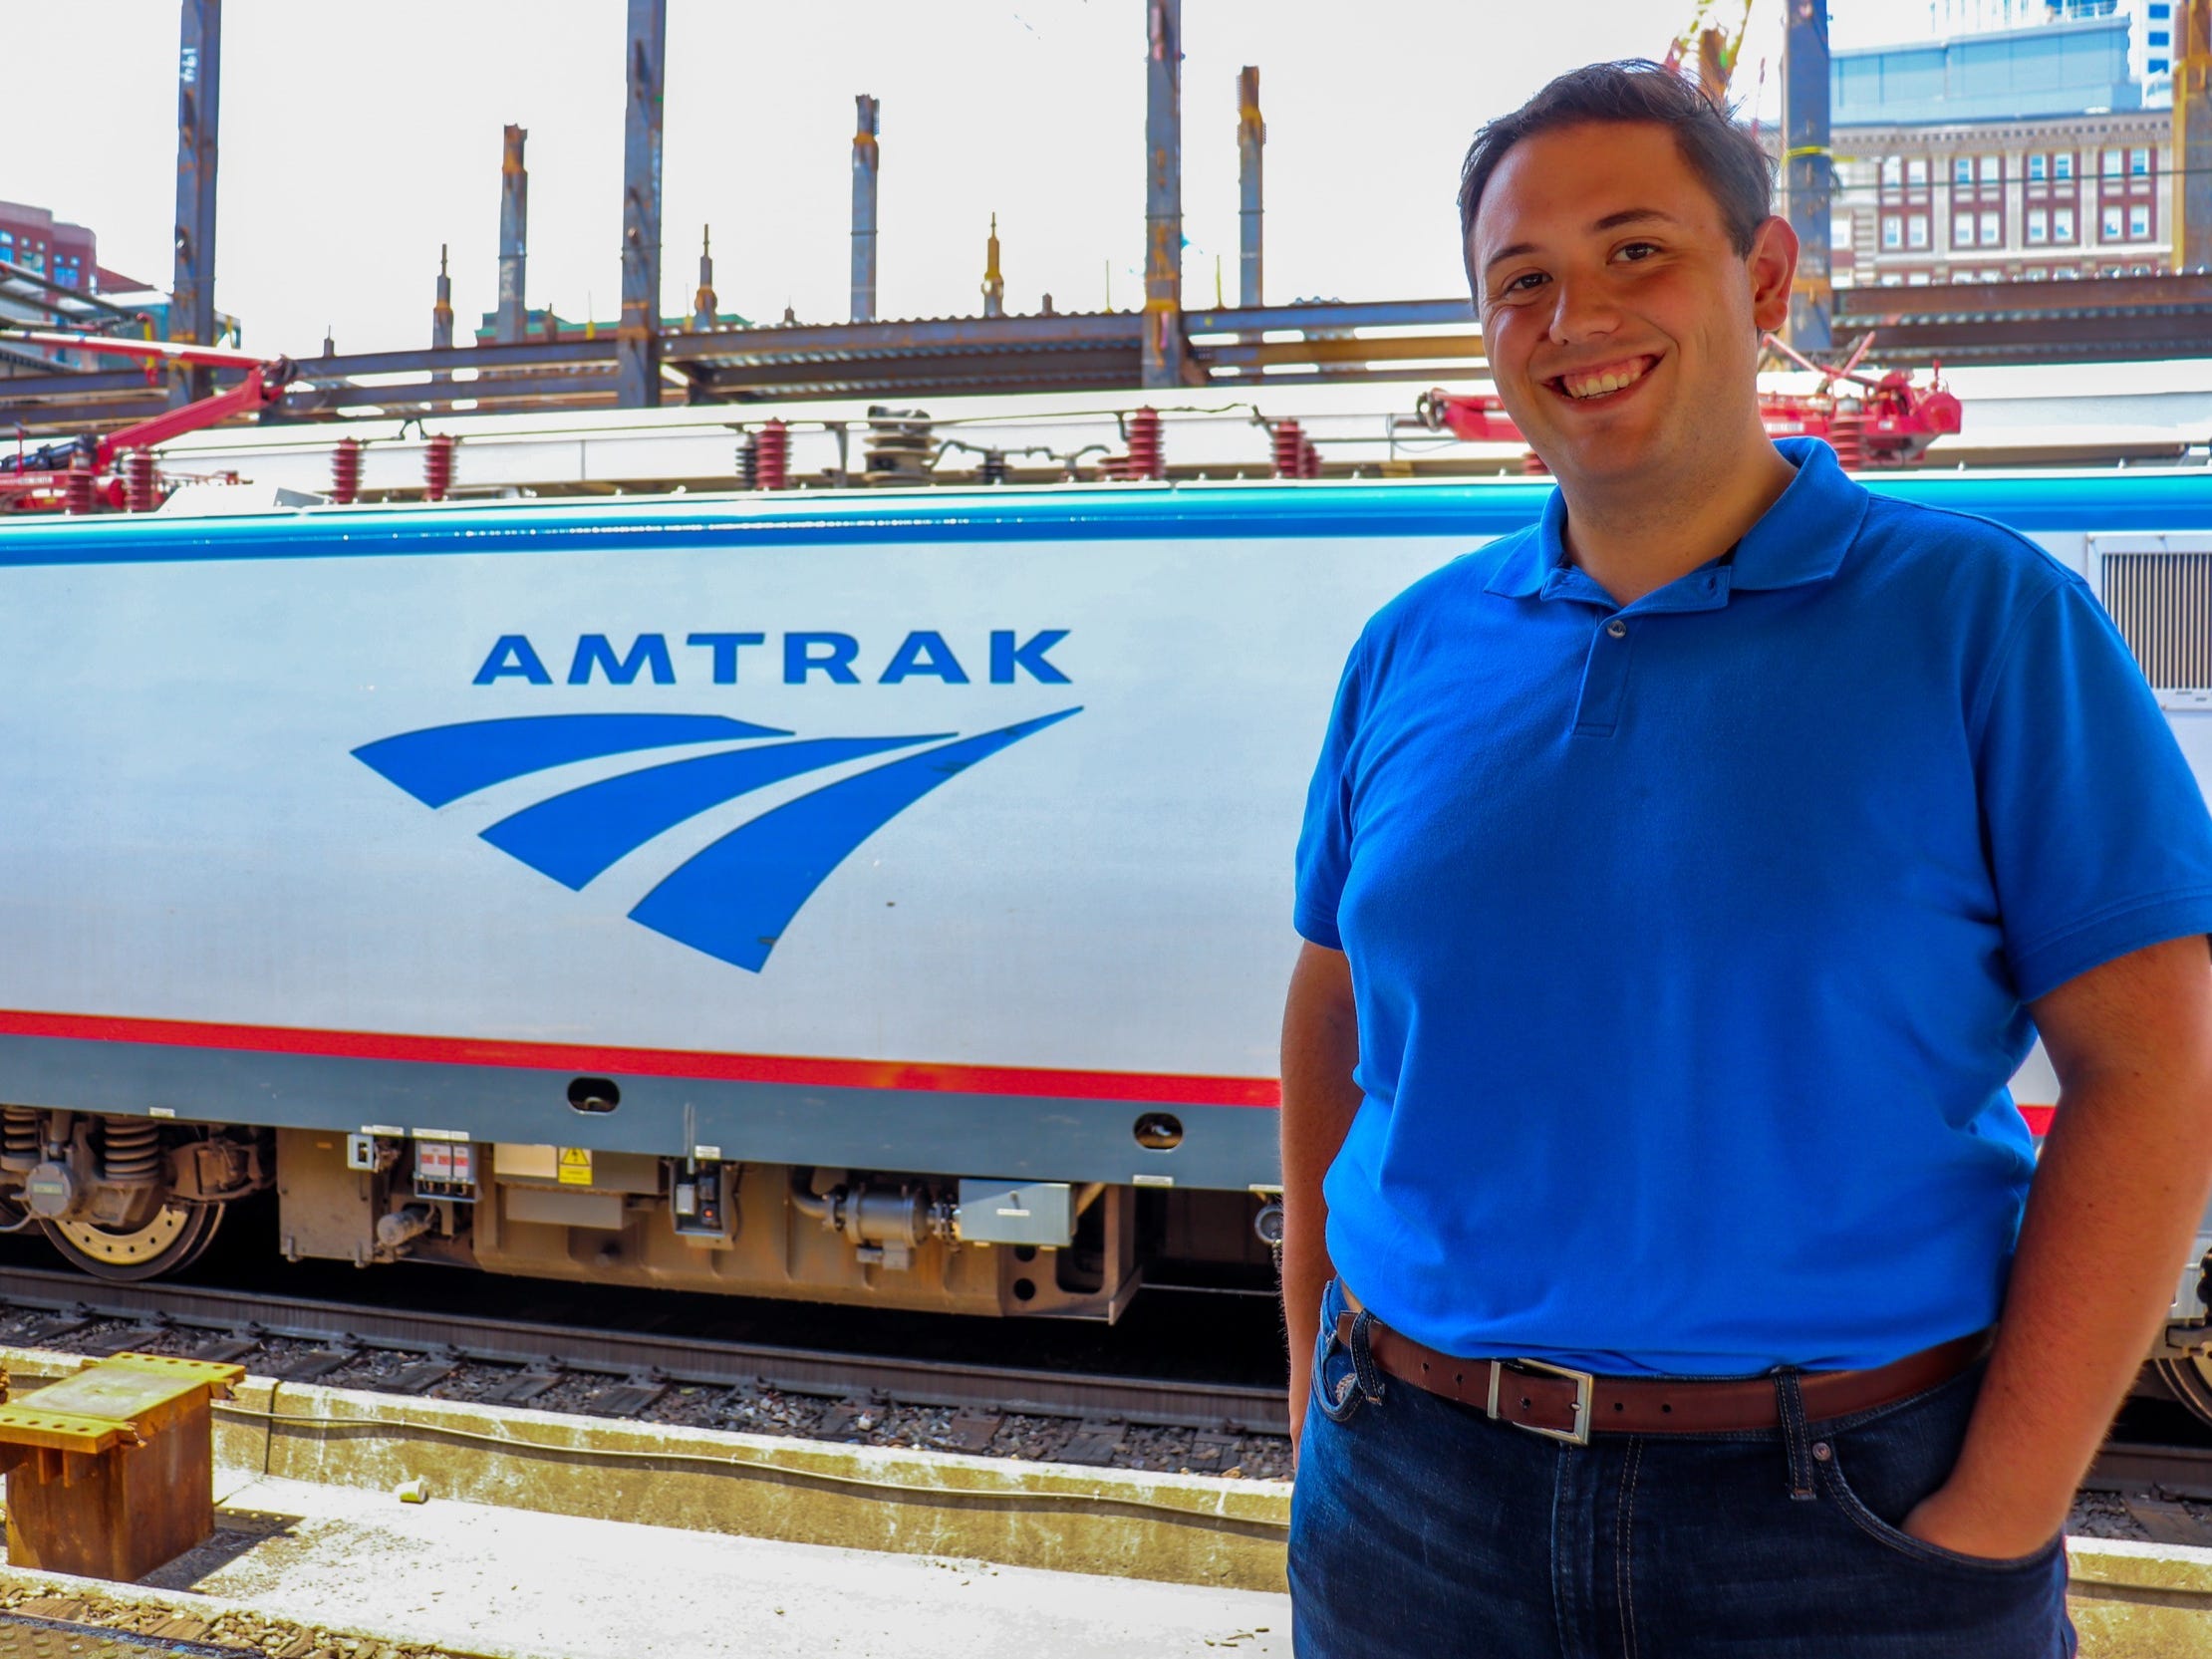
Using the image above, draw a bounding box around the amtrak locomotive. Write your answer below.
[3,468,2211,1419]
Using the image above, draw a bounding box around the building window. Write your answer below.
[2102,205,2125,241]
[2130,147,2151,177]
[1982,154,2003,183]
[2028,152,2048,183]
[1906,156,1929,189]
[2149,29,2169,46]
[1953,155,1973,185]
[2028,209,2050,244]
[1881,155,1903,189]
[1980,211,2002,246]
[1953,213,1975,248]
[2055,151,2074,182]
[2026,267,2050,281]
[2129,203,2150,240]
[2151,2,2171,19]
[1882,214,1902,249]
[2056,206,2076,242]
[2151,57,2170,73]
[1908,214,1929,249]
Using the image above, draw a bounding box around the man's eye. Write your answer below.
[1615,241,1661,262]
[1500,271,1547,295]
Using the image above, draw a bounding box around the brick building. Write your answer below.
[1827,7,2177,285]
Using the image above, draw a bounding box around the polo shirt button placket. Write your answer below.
[1572,613,1636,737]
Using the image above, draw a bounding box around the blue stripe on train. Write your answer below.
[5,470,2210,567]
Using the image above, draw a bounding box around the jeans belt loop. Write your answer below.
[1774,1367,1818,1501]
[1347,1307,1388,1405]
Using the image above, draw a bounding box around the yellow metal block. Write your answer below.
[0,1352,246,1581]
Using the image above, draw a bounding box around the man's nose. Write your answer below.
[1545,277,1621,346]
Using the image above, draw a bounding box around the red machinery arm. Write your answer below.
[0,328,300,467]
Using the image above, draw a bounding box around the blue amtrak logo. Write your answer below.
[352,709,1079,971]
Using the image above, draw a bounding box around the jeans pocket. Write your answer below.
[1313,1312,1366,1425]
[1300,1282,1371,1433]
[1818,1451,2064,1575]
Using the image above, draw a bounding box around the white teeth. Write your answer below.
[1562,361,1649,400]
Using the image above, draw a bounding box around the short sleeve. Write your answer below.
[1977,574,2212,1003]
[1294,639,1367,951]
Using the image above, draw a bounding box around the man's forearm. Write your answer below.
[1911,1071,2212,1552]
[1280,943,1362,1453]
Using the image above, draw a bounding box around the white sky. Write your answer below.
[14,1,1941,358]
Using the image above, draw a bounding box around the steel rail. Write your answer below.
[2084,1439,2212,1499]
[0,1264,1288,1434]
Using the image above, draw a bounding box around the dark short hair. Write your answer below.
[1458,60,1775,264]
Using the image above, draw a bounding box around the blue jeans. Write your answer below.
[1289,1280,2074,1657]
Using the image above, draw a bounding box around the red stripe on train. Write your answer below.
[0,1007,1282,1108]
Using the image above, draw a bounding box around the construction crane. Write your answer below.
[0,331,299,514]
[1663,0,1758,107]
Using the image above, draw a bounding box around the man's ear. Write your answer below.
[1746,214,1798,335]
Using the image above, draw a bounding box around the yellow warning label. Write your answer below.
[557,1147,593,1187]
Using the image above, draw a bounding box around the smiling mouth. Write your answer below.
[1546,355,1660,403]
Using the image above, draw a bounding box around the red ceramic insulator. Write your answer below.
[64,466,96,515]
[424,432,456,502]
[1271,418,1303,479]
[1299,436,1321,479]
[1126,407,1164,481]
[331,436,363,505]
[756,419,790,491]
[122,449,159,513]
[1827,408,1867,471]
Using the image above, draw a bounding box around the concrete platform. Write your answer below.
[138,1475,1288,1659]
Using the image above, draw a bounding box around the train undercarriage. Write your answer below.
[4,1106,2207,1434]
[0,1108,1281,1321]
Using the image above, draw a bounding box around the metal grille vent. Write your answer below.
[2100,548,2212,691]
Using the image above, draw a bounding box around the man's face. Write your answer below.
[1469,121,1794,489]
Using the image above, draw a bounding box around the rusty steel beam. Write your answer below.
[1783,0,1833,352]
[431,245,454,351]
[1238,66,1264,309]
[616,0,668,408]
[693,226,716,331]
[170,0,221,406]
[1200,333,1484,369]
[495,126,529,344]
[1142,0,1188,387]
[1836,271,2212,320]
[2178,0,2212,271]
[852,96,881,323]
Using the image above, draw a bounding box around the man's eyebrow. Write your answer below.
[1481,241,1537,277]
[1480,209,1683,278]
[1589,207,1680,233]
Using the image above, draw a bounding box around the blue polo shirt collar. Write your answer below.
[1484,438,1869,603]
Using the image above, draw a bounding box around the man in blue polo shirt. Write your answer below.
[1281,61,2212,1657]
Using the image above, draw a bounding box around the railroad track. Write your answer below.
[2085,1440,2212,1501]
[0,1264,1289,1435]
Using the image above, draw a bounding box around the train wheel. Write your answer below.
[2152,1354,2212,1430]
[40,1201,225,1282]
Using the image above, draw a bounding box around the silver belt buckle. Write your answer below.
[1489,1357,1594,1447]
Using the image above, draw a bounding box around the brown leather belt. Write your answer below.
[1333,1307,1992,1445]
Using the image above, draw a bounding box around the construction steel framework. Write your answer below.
[10,269,2212,438]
